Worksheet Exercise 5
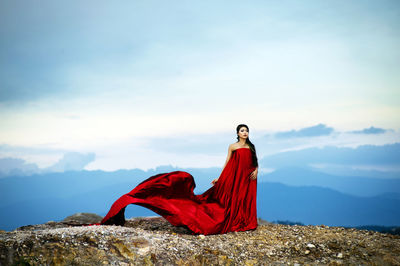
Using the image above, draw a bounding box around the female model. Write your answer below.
[100,124,258,235]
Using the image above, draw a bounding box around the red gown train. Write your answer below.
[100,148,257,235]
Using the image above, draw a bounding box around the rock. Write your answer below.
[63,212,103,224]
[245,258,258,265]
[0,216,399,265]
[307,243,316,248]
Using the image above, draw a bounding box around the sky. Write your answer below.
[0,0,399,172]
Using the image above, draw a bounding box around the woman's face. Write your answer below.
[237,126,249,139]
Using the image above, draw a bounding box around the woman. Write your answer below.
[100,124,258,235]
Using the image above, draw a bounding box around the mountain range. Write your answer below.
[0,166,399,231]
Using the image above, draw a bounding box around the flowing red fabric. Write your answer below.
[100,148,257,235]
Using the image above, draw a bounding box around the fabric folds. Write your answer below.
[101,148,257,235]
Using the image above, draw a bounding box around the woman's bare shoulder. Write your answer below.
[229,142,240,150]
[230,142,250,151]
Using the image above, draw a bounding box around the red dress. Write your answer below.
[100,148,258,235]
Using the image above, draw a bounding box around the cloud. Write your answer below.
[274,124,334,139]
[45,152,96,173]
[260,142,400,169]
[0,157,40,177]
[349,126,387,135]
[0,144,64,154]
[1,0,399,108]
[141,132,234,155]
[0,152,96,177]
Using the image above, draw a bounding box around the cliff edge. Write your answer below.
[0,216,399,265]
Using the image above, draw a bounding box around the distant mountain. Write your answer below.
[257,182,400,227]
[305,164,400,179]
[1,166,399,231]
[259,143,400,167]
[0,166,219,209]
[258,143,400,179]
[260,166,400,197]
[0,169,145,207]
[1,178,399,231]
[0,167,219,230]
[0,182,156,231]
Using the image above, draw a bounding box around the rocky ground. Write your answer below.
[0,214,399,265]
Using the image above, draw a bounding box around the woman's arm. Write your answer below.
[250,167,258,180]
[221,144,234,171]
[211,144,234,185]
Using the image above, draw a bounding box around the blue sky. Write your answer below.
[0,0,399,172]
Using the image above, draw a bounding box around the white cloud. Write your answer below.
[0,157,39,177]
[0,151,96,177]
[45,152,95,172]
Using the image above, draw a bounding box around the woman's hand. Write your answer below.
[250,168,258,180]
[211,178,219,185]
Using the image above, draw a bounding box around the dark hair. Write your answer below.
[236,124,258,167]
